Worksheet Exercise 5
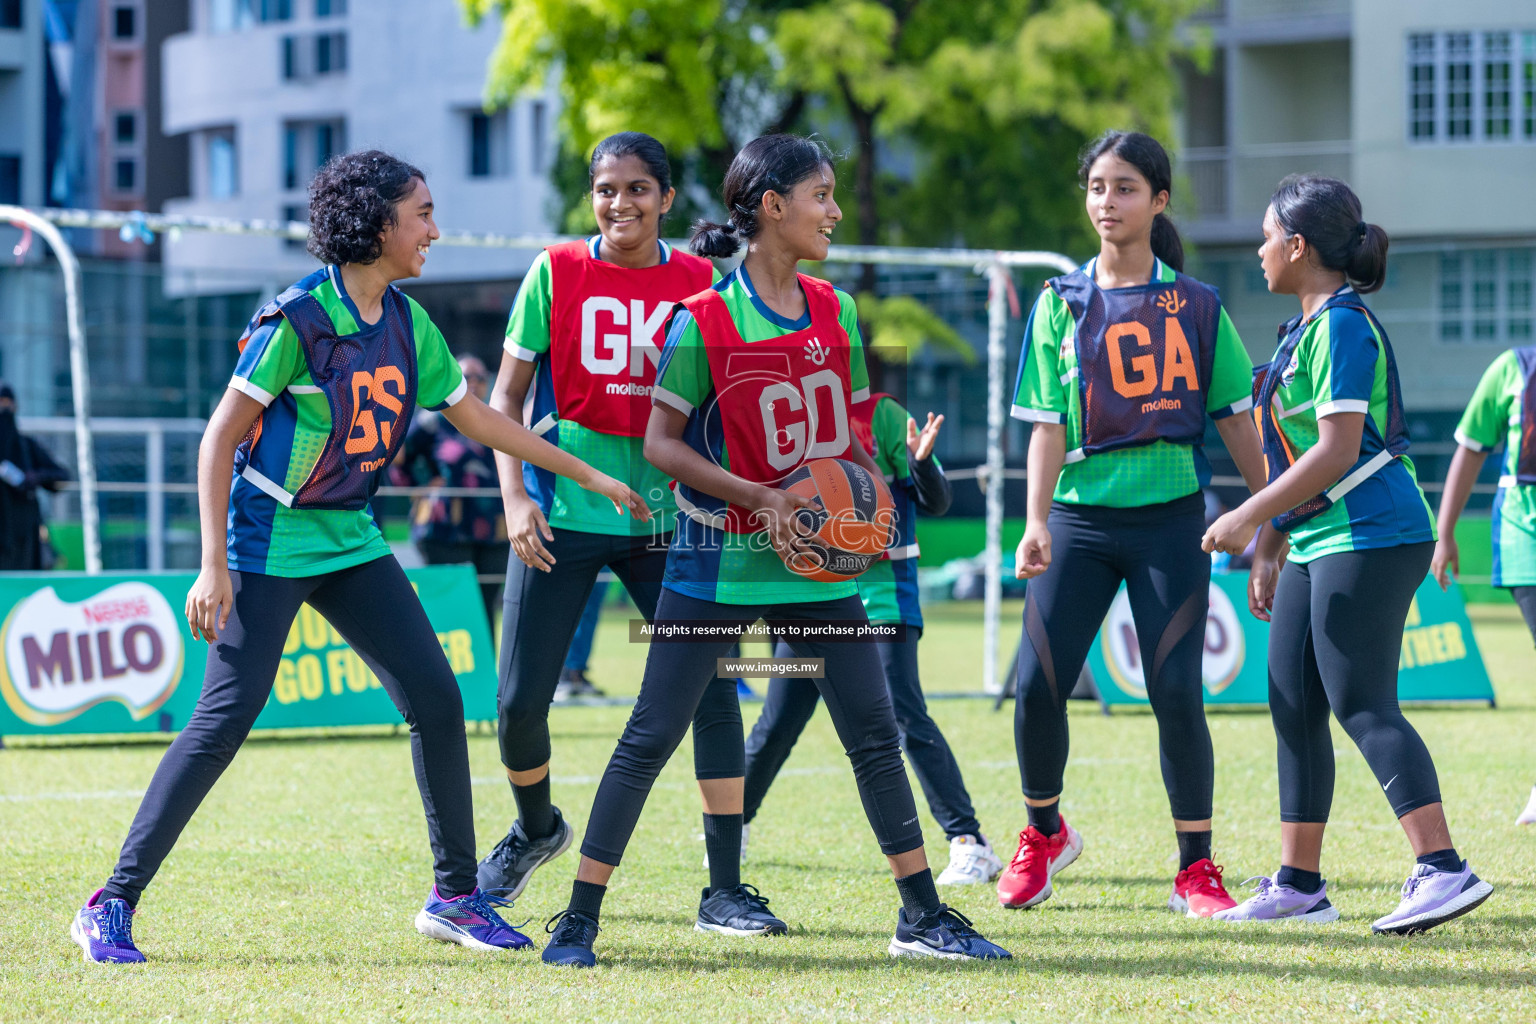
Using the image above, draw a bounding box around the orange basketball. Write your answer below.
[777,458,895,582]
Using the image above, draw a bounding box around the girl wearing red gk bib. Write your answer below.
[1205,175,1490,934]
[1002,131,1268,918]
[480,132,744,903]
[70,151,648,965]
[540,135,1010,967]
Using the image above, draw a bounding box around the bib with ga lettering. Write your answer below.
[1048,265,1221,462]
[546,240,716,437]
[683,275,853,532]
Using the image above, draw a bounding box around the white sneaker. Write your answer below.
[701,823,750,869]
[936,834,1004,885]
[1517,785,1536,825]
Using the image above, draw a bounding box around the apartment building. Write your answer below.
[0,0,44,206]
[1177,0,1536,422]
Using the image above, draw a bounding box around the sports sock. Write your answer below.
[513,774,556,839]
[98,885,137,910]
[1276,865,1323,894]
[894,868,942,920]
[703,813,743,892]
[1175,829,1212,871]
[568,879,606,922]
[1027,801,1061,837]
[1416,848,1462,873]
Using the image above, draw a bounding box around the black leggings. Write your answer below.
[1512,586,1536,648]
[104,557,477,906]
[743,633,982,840]
[581,589,922,865]
[1268,542,1441,822]
[1014,494,1214,821]
[497,527,742,778]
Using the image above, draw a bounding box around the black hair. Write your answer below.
[589,132,672,193]
[1269,174,1389,294]
[306,150,426,266]
[1078,130,1184,273]
[690,134,835,259]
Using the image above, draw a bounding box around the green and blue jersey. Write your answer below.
[1454,347,1536,587]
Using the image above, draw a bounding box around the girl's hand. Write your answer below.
[1202,508,1259,557]
[750,486,821,564]
[1015,523,1052,579]
[1248,556,1281,622]
[186,566,234,642]
[579,469,652,523]
[506,492,556,572]
[1430,537,1459,591]
[906,413,944,461]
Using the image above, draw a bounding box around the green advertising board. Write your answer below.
[0,566,497,738]
[1086,571,1495,708]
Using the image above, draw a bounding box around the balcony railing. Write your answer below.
[1232,0,1350,21]
[1178,141,1351,231]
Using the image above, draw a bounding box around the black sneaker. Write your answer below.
[476,808,574,898]
[554,669,606,702]
[695,883,788,936]
[542,910,600,968]
[888,905,1012,960]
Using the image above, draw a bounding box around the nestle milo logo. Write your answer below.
[0,583,184,726]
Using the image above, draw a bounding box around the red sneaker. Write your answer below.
[996,820,1083,909]
[1169,858,1237,918]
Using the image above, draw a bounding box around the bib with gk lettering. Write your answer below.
[546,240,716,437]
[683,275,853,532]
[235,284,416,512]
[1048,266,1221,461]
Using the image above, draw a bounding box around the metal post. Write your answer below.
[1,205,102,573]
[982,261,1008,695]
[147,422,165,571]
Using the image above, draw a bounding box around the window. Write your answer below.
[114,112,137,145]
[0,155,19,205]
[315,0,346,16]
[1440,247,1536,342]
[112,5,137,40]
[282,119,346,190]
[530,101,548,174]
[282,204,308,250]
[466,110,509,178]
[258,0,291,22]
[315,32,346,74]
[1409,31,1536,144]
[114,158,137,193]
[1,0,21,30]
[208,130,237,198]
[282,35,297,79]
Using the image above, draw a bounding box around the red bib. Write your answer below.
[683,275,854,532]
[547,240,715,437]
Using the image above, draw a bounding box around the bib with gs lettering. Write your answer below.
[683,275,853,533]
[1048,262,1221,463]
[547,240,716,437]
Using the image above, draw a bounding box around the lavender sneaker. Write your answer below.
[1211,876,1340,924]
[71,888,146,964]
[414,886,534,951]
[1371,861,1492,935]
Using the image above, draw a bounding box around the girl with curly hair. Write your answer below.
[70,150,650,965]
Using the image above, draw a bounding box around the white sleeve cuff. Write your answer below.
[440,378,469,408]
[229,376,276,407]
[1213,395,1254,419]
[1314,398,1370,418]
[504,339,541,363]
[1453,428,1489,452]
[1010,405,1064,424]
[653,385,694,416]
[851,386,871,404]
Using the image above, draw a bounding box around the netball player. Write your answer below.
[70,151,650,964]
[1205,174,1492,933]
[739,399,1004,885]
[1002,131,1268,918]
[479,132,745,901]
[540,134,1010,967]
[1431,344,1536,824]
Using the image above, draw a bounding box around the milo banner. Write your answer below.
[0,566,497,737]
[1087,571,1495,708]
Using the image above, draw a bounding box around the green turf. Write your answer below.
[2,607,1533,1022]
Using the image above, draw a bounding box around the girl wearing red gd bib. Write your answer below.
[479,132,745,905]
[539,135,1010,967]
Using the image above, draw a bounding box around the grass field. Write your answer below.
[2,603,1533,1023]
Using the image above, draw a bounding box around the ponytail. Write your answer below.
[690,219,743,259]
[1150,212,1185,274]
[1270,174,1389,294]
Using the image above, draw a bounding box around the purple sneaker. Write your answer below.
[71,889,146,964]
[1371,861,1492,935]
[1211,876,1340,924]
[414,886,534,951]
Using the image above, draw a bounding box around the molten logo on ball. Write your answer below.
[0,583,184,726]
[779,459,895,582]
